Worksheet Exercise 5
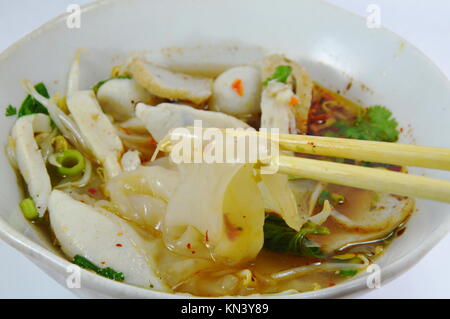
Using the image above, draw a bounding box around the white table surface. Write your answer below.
[0,0,448,299]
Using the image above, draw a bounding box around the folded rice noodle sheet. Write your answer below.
[163,162,265,265]
[106,165,179,231]
[135,102,250,142]
[259,174,306,231]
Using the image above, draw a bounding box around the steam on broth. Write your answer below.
[5,50,414,296]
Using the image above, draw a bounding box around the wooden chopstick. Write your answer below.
[275,134,450,171]
[209,129,450,170]
[278,155,450,204]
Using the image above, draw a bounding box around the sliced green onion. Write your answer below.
[19,198,39,220]
[338,269,358,277]
[72,255,125,281]
[318,191,345,206]
[56,149,86,176]
[331,193,346,205]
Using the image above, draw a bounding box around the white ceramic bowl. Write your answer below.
[0,0,449,299]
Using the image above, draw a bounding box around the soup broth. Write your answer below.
[7,53,414,296]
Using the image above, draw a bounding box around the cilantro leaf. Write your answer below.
[72,255,125,281]
[5,105,17,117]
[263,214,330,258]
[263,65,293,86]
[330,105,399,142]
[18,82,50,117]
[35,82,50,98]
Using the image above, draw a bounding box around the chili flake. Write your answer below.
[289,96,299,106]
[231,79,244,97]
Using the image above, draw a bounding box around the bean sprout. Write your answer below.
[22,79,88,154]
[67,49,82,97]
[38,128,58,162]
[6,136,18,170]
[271,262,367,281]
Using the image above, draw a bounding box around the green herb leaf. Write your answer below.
[338,269,358,277]
[263,214,330,258]
[35,82,50,98]
[5,105,17,117]
[329,105,399,142]
[72,255,125,281]
[18,82,50,117]
[92,75,131,94]
[263,65,293,86]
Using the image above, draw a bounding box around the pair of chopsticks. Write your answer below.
[160,129,450,204]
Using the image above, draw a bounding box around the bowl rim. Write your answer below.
[0,0,449,299]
